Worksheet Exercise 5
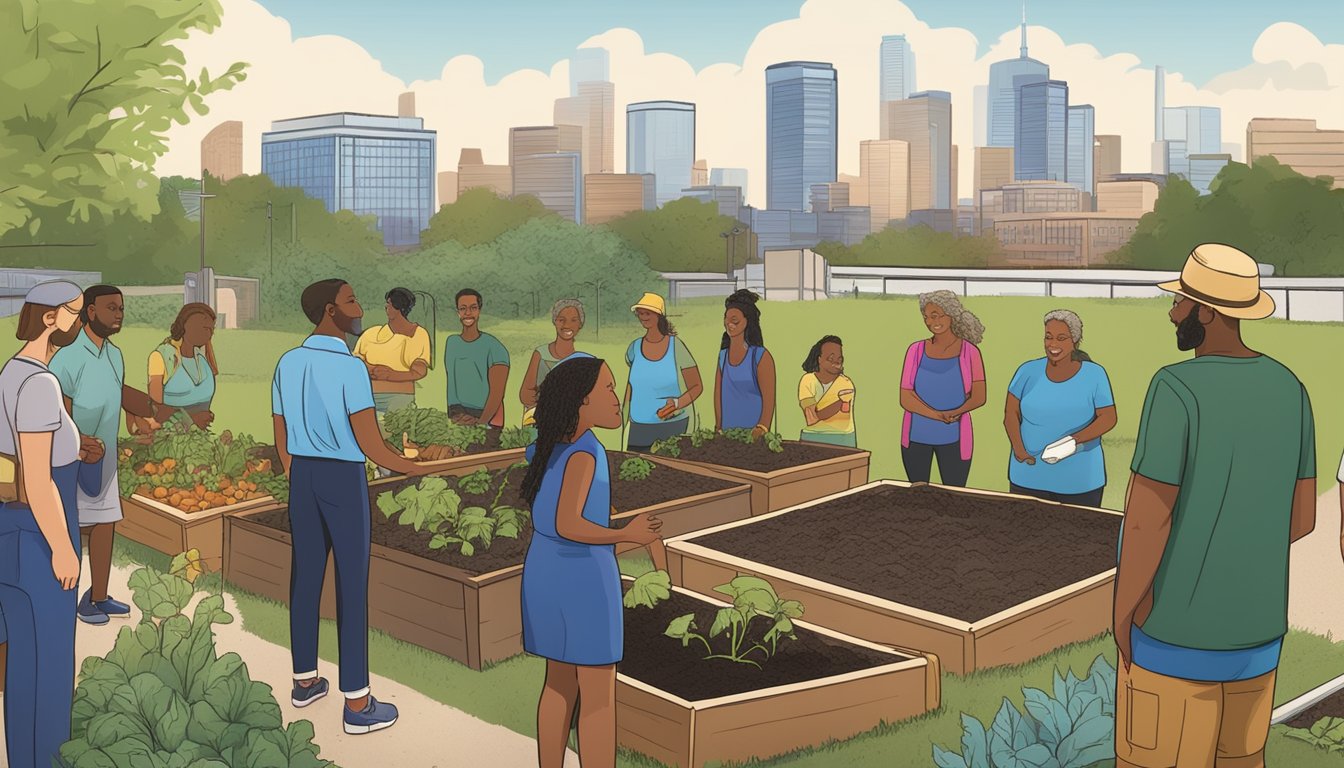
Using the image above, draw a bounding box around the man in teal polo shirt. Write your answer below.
[1114,244,1317,768]
[444,288,509,427]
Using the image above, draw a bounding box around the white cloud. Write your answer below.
[162,0,1344,208]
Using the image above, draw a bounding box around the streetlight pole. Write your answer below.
[266,200,274,276]
[720,227,742,282]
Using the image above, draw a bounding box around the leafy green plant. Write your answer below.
[377,475,531,557]
[932,655,1116,768]
[689,427,716,448]
[663,576,804,669]
[1284,716,1344,753]
[763,431,784,453]
[58,550,331,768]
[649,437,681,458]
[500,426,534,450]
[623,570,671,609]
[382,405,488,452]
[618,457,655,482]
[458,468,493,496]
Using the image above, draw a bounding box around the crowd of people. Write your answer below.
[0,242,1335,768]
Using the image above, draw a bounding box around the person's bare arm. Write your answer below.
[1072,405,1119,445]
[1290,477,1316,542]
[351,409,425,476]
[900,388,943,420]
[816,399,845,420]
[1004,393,1034,463]
[678,365,704,407]
[480,364,510,425]
[380,360,429,383]
[555,453,644,545]
[520,351,542,407]
[148,375,165,405]
[18,431,80,589]
[713,366,723,430]
[948,380,988,420]
[1114,472,1179,669]
[757,350,777,429]
[272,414,291,476]
[121,385,160,419]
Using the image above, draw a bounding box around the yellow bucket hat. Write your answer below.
[630,292,666,316]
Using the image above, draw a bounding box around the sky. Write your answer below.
[162,0,1344,208]
[257,0,1344,87]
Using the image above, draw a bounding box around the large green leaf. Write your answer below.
[85,712,153,751]
[623,569,671,610]
[664,613,697,645]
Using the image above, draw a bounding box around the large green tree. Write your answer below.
[420,187,554,248]
[815,226,1000,268]
[0,0,246,235]
[604,197,756,273]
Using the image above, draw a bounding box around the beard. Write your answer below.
[89,317,120,337]
[50,324,82,348]
[1175,305,1206,351]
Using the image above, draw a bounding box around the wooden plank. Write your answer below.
[477,577,524,665]
[614,681,694,768]
[971,576,1114,669]
[611,484,753,539]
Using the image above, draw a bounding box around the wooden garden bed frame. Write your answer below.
[649,440,870,518]
[615,580,940,768]
[666,480,1120,675]
[223,455,752,670]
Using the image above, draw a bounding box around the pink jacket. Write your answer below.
[900,340,986,461]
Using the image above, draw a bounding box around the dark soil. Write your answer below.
[653,436,859,474]
[618,584,904,701]
[1285,688,1344,729]
[249,452,740,575]
[690,484,1122,622]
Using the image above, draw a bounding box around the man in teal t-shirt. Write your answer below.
[444,288,509,428]
[1113,244,1317,768]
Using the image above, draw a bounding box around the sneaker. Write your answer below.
[76,590,110,626]
[292,677,329,708]
[92,594,131,619]
[343,696,398,735]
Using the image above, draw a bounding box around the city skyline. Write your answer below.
[161,0,1343,208]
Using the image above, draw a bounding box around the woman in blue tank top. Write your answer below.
[714,289,776,438]
[519,355,663,768]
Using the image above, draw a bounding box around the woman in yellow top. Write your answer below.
[147,303,219,431]
[353,287,431,419]
[797,335,856,448]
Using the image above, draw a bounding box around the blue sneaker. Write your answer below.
[343,696,398,734]
[76,590,110,626]
[92,594,131,619]
[292,677,329,708]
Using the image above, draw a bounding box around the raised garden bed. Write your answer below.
[384,404,529,475]
[615,578,939,767]
[224,453,751,669]
[647,429,870,518]
[1272,674,1344,754]
[667,480,1122,675]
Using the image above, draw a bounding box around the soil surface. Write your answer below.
[618,584,904,701]
[689,484,1122,622]
[653,437,859,474]
[249,453,739,575]
[1285,689,1344,729]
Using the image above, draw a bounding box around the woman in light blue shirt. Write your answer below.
[1003,310,1118,508]
[623,293,702,452]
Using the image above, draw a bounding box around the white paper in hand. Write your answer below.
[1041,437,1077,464]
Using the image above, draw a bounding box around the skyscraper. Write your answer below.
[974,147,1014,196]
[766,61,838,212]
[509,126,582,170]
[711,168,749,201]
[879,35,916,137]
[585,173,655,225]
[555,81,616,175]
[1163,106,1222,179]
[626,100,696,207]
[1247,118,1344,189]
[1066,104,1095,198]
[985,8,1049,148]
[398,92,416,118]
[457,148,512,197]
[1016,80,1068,182]
[1187,154,1232,195]
[201,121,243,182]
[570,48,610,94]
[515,152,583,223]
[886,91,953,210]
[261,113,435,247]
[1094,135,1121,182]
[861,139,911,232]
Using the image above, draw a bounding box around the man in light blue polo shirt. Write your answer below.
[272,278,428,735]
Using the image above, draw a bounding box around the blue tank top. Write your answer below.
[718,346,764,430]
[909,353,963,445]
[627,337,684,425]
[525,430,611,542]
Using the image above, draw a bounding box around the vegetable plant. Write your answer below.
[58,550,330,768]
[932,655,1116,768]
[663,576,804,669]
[384,405,488,457]
[623,569,671,609]
[618,457,655,482]
[649,437,681,458]
[650,428,787,458]
[1285,717,1344,754]
[500,426,533,450]
[376,475,531,557]
[118,429,285,510]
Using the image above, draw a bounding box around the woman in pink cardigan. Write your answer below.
[898,291,988,487]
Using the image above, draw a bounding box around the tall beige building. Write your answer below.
[883,94,952,210]
[515,152,583,223]
[1247,118,1344,189]
[201,121,243,181]
[584,173,655,225]
[398,92,416,118]
[809,182,850,212]
[973,147,1013,198]
[1096,179,1159,214]
[1094,135,1121,182]
[510,125,583,168]
[860,139,910,232]
[437,171,458,208]
[691,159,709,187]
[457,148,512,197]
[837,173,867,207]
[554,81,615,176]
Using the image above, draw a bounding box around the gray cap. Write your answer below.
[25,280,83,307]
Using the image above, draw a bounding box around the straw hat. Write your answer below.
[1157,243,1275,320]
[630,292,666,316]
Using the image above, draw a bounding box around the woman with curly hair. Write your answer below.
[520,298,586,430]
[519,355,663,768]
[797,335,856,448]
[147,302,220,431]
[898,290,988,487]
[714,289,776,439]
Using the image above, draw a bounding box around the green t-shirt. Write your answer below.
[444,332,509,411]
[1130,355,1315,650]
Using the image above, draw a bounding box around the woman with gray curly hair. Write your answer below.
[898,290,988,487]
[520,298,587,427]
[1003,308,1117,507]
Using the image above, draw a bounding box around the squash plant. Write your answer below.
[376,473,530,556]
[663,576,804,669]
[58,550,330,768]
[623,569,671,609]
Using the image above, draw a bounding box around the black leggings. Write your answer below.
[901,442,972,487]
[1010,483,1106,508]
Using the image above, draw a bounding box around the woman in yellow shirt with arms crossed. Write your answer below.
[353,288,431,422]
[797,335,856,448]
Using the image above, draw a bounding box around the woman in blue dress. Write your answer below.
[713,289,776,439]
[519,354,663,768]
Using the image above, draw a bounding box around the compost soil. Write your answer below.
[617,584,903,701]
[250,452,738,575]
[1285,689,1344,729]
[653,437,859,474]
[690,484,1122,622]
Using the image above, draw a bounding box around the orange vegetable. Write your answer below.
[169,493,184,507]
[153,487,169,500]
[143,462,159,476]
[161,458,177,471]
[196,500,210,511]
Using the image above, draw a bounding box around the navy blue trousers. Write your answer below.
[0,462,81,768]
[287,456,371,696]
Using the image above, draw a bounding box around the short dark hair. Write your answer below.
[82,284,122,323]
[802,335,843,373]
[301,279,348,326]
[386,287,416,318]
[455,288,482,308]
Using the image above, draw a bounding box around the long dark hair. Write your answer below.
[655,314,676,336]
[520,356,605,506]
[802,335,843,373]
[720,289,763,350]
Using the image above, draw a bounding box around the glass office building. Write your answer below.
[1066,104,1095,198]
[880,35,916,102]
[1016,80,1069,182]
[1188,154,1232,195]
[626,101,696,208]
[985,15,1049,148]
[766,61,838,212]
[262,113,436,247]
